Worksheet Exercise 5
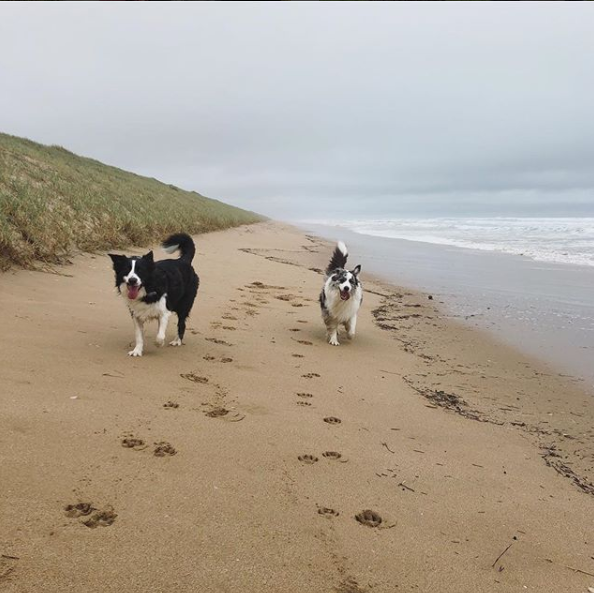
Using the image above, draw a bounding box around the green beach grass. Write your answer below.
[0,133,263,270]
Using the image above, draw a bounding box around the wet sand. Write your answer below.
[1,221,593,592]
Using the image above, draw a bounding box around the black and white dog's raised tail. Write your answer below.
[109,233,200,357]
[319,241,362,346]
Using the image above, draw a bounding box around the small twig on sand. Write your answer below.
[398,482,415,493]
[381,442,395,454]
[564,565,594,578]
[1,554,19,560]
[379,369,401,376]
[492,542,514,568]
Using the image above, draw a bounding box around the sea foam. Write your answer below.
[304,217,594,268]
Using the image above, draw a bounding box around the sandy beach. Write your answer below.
[1,221,593,593]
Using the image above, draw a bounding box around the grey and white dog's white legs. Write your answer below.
[346,315,357,340]
[325,319,340,346]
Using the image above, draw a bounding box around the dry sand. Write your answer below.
[1,221,593,592]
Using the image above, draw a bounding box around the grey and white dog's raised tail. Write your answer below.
[162,233,196,264]
[326,241,348,275]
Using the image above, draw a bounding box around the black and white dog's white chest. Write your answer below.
[124,293,170,322]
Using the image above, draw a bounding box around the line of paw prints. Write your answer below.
[121,435,177,457]
[313,505,384,528]
[294,375,389,530]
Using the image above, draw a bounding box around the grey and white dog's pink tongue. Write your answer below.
[340,290,350,301]
[127,285,140,300]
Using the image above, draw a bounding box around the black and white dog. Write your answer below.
[108,233,199,357]
[319,242,362,346]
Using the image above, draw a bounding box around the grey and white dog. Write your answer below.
[319,242,362,346]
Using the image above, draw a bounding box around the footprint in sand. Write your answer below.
[203,356,234,364]
[292,353,305,358]
[222,315,238,321]
[0,555,18,580]
[64,502,95,518]
[204,407,245,422]
[163,401,179,409]
[298,455,318,464]
[205,407,229,418]
[337,577,366,593]
[297,320,308,324]
[205,337,234,346]
[249,281,286,290]
[180,373,209,384]
[324,416,342,425]
[302,372,320,378]
[153,442,177,457]
[83,509,117,529]
[297,392,313,398]
[121,436,146,450]
[322,451,344,461]
[296,401,312,407]
[355,510,382,528]
[289,328,301,332]
[317,507,339,517]
[222,326,237,331]
[64,503,117,528]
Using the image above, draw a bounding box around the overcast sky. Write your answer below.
[1,2,593,219]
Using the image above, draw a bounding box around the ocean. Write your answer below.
[298,217,594,388]
[305,217,594,268]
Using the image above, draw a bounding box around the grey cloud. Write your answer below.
[1,2,593,219]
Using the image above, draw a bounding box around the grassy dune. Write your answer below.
[0,133,263,270]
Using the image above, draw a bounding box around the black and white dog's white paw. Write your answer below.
[169,337,183,346]
[128,347,143,357]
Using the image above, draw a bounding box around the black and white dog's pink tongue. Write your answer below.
[340,290,350,301]
[127,285,140,300]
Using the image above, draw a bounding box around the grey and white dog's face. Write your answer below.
[328,265,361,301]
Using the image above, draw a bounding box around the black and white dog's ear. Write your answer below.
[143,250,154,263]
[108,253,126,269]
[352,264,361,276]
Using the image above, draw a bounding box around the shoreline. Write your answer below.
[297,221,594,388]
[1,220,593,592]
